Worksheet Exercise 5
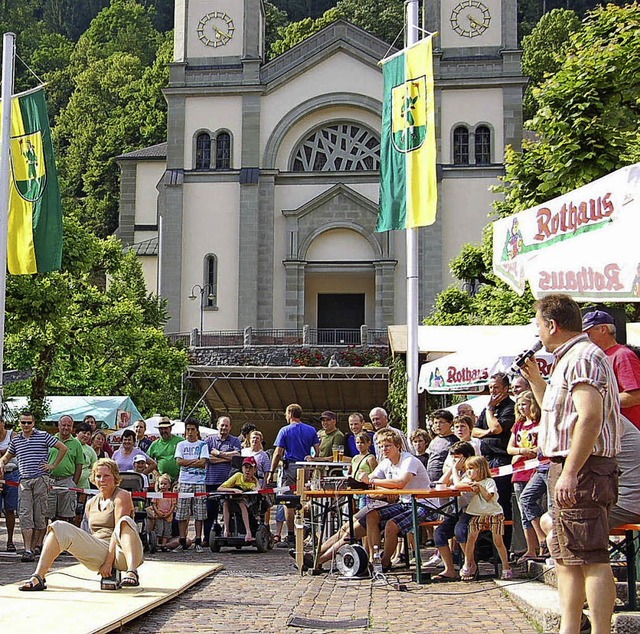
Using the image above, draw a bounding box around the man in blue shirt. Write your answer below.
[268,403,319,548]
[203,416,241,543]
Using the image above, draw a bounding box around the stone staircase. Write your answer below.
[497,561,640,633]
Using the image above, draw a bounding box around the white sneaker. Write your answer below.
[424,554,443,568]
[195,544,204,553]
[545,557,555,568]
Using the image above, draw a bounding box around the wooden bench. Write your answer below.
[609,523,640,611]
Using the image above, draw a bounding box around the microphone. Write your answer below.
[510,340,543,373]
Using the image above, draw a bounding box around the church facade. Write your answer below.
[117,0,525,334]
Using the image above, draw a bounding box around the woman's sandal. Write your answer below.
[18,574,47,591]
[460,566,478,582]
[120,570,140,588]
[6,542,16,552]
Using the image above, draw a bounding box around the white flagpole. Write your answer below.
[405,1,419,437]
[0,33,16,405]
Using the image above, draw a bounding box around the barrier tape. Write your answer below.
[0,478,291,498]
[489,457,549,478]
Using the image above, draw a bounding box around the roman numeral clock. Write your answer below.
[197,11,235,47]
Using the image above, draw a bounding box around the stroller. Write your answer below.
[119,471,157,553]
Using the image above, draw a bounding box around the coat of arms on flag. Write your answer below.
[10,132,47,203]
[391,76,427,153]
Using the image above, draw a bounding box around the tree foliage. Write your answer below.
[428,4,640,327]
[4,216,188,417]
[521,9,581,120]
[269,0,404,58]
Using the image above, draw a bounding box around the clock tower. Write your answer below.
[174,0,263,64]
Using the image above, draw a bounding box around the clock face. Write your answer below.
[450,1,491,38]
[197,11,235,48]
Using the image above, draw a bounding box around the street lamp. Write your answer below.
[189,283,215,343]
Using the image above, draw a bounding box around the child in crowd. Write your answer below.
[133,454,150,490]
[410,429,430,469]
[426,410,458,482]
[432,441,475,581]
[218,456,260,541]
[461,455,513,581]
[147,474,176,551]
[507,390,547,562]
[348,432,378,512]
[452,415,482,455]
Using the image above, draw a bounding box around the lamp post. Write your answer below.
[189,283,215,344]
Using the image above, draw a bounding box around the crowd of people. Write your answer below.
[1,295,639,631]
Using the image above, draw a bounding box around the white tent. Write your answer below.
[109,416,218,442]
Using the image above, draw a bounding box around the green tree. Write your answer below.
[269,0,404,58]
[70,0,161,71]
[41,0,110,41]
[270,0,337,21]
[55,17,169,236]
[521,9,581,120]
[4,216,188,417]
[428,4,640,327]
[264,1,289,53]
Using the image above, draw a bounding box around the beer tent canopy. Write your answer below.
[492,163,640,301]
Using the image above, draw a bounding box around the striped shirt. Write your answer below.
[7,429,59,479]
[539,333,621,458]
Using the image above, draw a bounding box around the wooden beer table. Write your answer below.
[303,486,467,583]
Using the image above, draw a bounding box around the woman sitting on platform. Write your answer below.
[18,458,144,591]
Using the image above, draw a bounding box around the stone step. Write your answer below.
[498,565,640,634]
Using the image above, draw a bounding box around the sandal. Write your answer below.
[432,573,458,583]
[120,570,140,587]
[18,574,47,591]
[6,542,16,552]
[460,566,478,581]
[273,535,281,543]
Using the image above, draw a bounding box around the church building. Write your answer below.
[117,0,525,335]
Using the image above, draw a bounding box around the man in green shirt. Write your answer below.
[315,411,345,461]
[47,415,83,523]
[148,417,182,481]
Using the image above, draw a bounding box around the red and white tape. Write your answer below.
[0,478,291,498]
[489,457,549,478]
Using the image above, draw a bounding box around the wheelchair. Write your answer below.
[209,490,274,553]
[119,472,157,553]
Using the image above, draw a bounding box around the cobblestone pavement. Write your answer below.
[1,524,537,634]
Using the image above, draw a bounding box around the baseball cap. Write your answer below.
[320,411,337,420]
[582,310,615,331]
[133,454,146,463]
[157,416,173,428]
[242,456,257,467]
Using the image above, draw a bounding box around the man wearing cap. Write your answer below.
[583,309,640,431]
[308,411,345,461]
[148,417,182,481]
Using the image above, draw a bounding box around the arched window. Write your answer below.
[215,132,231,170]
[204,254,218,308]
[475,126,491,165]
[195,132,211,170]
[453,126,469,165]
[292,123,380,172]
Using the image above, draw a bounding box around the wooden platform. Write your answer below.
[1,561,223,634]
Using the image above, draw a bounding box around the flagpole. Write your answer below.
[405,1,419,437]
[0,32,16,406]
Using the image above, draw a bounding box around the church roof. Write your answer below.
[117,142,167,161]
[126,236,158,256]
[261,19,395,89]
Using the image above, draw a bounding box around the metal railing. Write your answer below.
[165,325,389,348]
